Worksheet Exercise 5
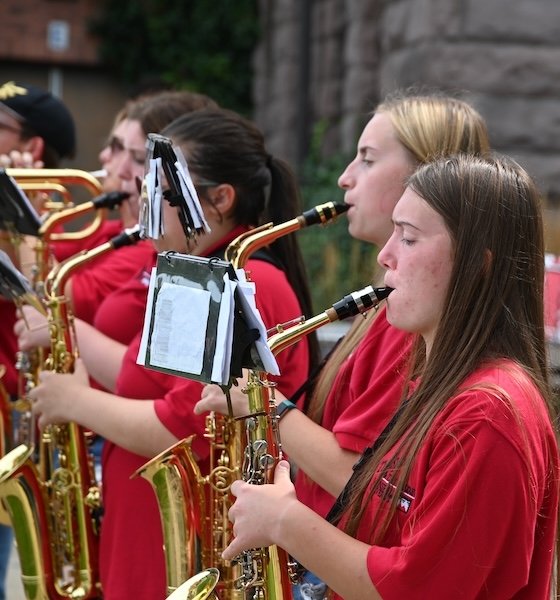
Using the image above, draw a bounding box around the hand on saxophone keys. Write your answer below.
[14,304,50,351]
[223,459,296,561]
[28,358,90,429]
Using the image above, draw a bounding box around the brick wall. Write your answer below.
[253,0,560,253]
[0,0,100,65]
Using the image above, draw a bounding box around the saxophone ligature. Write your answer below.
[0,226,141,600]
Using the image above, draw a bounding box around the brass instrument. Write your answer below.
[136,202,350,598]
[230,284,392,599]
[224,201,349,266]
[12,191,130,450]
[6,168,131,243]
[0,226,141,600]
[7,168,104,241]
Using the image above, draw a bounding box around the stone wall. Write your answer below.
[253,0,560,236]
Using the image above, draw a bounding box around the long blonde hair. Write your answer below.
[307,91,491,421]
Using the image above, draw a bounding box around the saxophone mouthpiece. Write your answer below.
[300,201,349,227]
[92,190,131,210]
[330,285,393,321]
[110,225,142,249]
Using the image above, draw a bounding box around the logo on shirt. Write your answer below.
[377,475,415,513]
[139,268,152,287]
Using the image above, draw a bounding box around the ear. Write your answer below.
[207,183,236,216]
[20,136,45,161]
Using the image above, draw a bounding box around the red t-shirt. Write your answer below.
[70,237,155,325]
[343,361,558,600]
[544,253,560,341]
[99,247,310,599]
[295,308,413,518]
[0,299,18,397]
[93,254,155,346]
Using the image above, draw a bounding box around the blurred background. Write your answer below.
[1,0,560,308]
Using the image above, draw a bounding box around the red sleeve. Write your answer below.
[0,300,18,396]
[153,378,209,459]
[71,240,155,324]
[50,219,123,262]
[328,310,412,453]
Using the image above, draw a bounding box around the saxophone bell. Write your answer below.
[165,568,220,600]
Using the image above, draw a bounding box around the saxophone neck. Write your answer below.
[45,226,141,298]
[267,285,393,357]
[225,201,348,270]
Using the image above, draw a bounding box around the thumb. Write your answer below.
[73,358,90,381]
[274,460,291,484]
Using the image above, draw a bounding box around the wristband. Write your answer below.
[276,399,297,421]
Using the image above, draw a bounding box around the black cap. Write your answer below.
[0,81,76,158]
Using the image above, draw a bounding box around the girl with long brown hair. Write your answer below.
[223,153,560,599]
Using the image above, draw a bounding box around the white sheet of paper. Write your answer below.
[148,282,211,373]
[235,269,280,375]
[174,153,211,233]
[137,267,158,366]
[211,274,236,384]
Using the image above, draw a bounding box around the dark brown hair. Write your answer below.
[342,154,554,547]
[162,108,321,373]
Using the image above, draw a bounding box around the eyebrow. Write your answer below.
[393,219,421,231]
[358,145,377,155]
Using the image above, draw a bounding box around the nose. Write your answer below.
[98,145,111,165]
[116,151,133,181]
[338,161,355,190]
[377,233,396,271]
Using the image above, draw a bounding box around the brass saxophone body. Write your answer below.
[13,193,130,450]
[136,202,351,598]
[0,227,140,600]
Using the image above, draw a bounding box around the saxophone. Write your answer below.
[135,201,348,597]
[13,190,131,448]
[0,226,141,600]
[165,284,391,600]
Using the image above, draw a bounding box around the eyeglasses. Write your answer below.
[104,135,125,154]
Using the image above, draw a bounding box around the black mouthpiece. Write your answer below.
[110,226,141,250]
[92,191,131,210]
[301,202,349,227]
[332,285,393,320]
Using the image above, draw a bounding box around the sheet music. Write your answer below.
[211,274,236,384]
[234,269,280,376]
[149,282,210,374]
[0,170,42,236]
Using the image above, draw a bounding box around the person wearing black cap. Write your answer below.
[0,80,76,168]
[0,81,75,599]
